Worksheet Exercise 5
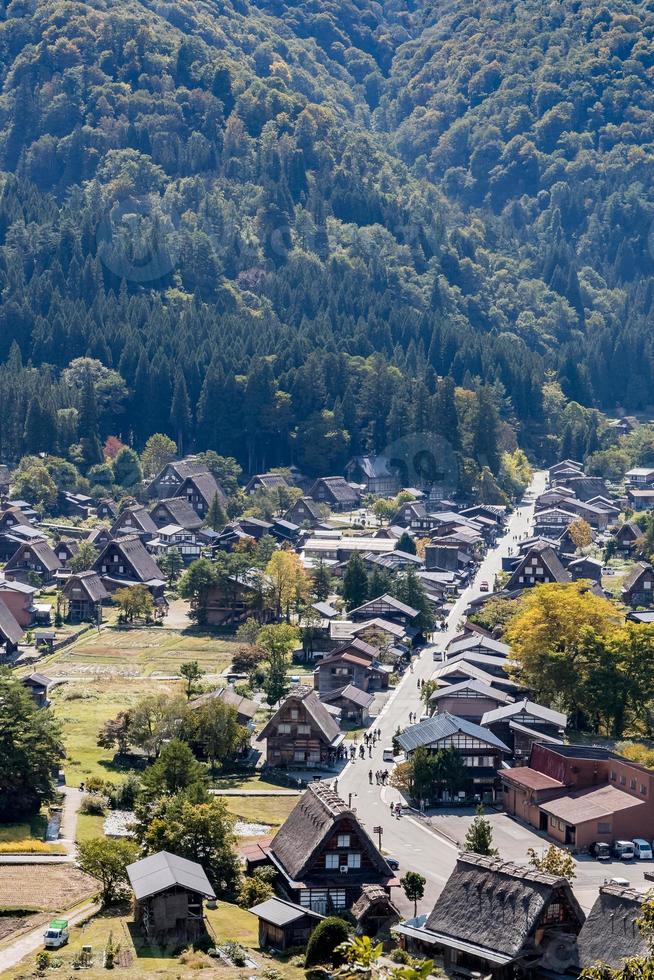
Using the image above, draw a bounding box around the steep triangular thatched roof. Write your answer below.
[425,852,584,961]
[574,885,647,971]
[269,782,393,884]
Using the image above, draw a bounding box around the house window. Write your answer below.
[597,821,612,834]
[329,890,346,910]
[641,784,647,796]
[620,775,626,785]
[610,770,616,782]
[290,709,299,720]
[347,853,361,869]
[118,566,124,574]
[101,565,107,573]
[277,724,291,734]
[325,854,339,870]
[297,725,310,735]
[631,779,637,790]
[293,750,306,762]
[337,835,350,848]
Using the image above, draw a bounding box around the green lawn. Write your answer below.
[76,813,106,843]
[220,795,298,827]
[51,678,180,785]
[0,813,47,843]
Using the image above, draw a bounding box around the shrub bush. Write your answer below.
[305,917,349,967]
[79,793,107,816]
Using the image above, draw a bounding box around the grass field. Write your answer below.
[76,813,106,843]
[43,626,241,680]
[51,677,181,784]
[212,774,295,792]
[0,866,97,913]
[4,901,306,979]
[220,795,297,827]
[0,813,47,843]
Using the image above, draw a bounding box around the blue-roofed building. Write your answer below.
[396,712,510,804]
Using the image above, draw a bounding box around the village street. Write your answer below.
[336,470,649,916]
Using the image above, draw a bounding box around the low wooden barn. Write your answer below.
[127,851,215,943]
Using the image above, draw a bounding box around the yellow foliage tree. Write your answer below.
[568,518,593,549]
[265,550,310,620]
[505,582,619,705]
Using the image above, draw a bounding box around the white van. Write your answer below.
[614,840,635,860]
[382,747,395,762]
[633,838,652,860]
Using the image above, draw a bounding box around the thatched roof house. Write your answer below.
[396,852,584,977]
[265,782,395,914]
[574,884,647,972]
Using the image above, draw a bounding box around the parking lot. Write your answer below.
[427,809,652,912]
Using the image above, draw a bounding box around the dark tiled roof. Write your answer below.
[321,684,375,709]
[426,852,584,960]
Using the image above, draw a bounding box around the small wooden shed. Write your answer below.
[127,851,215,943]
[249,897,323,950]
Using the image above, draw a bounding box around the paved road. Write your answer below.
[337,470,651,916]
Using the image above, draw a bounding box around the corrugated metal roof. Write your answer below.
[126,851,215,901]
[396,712,510,754]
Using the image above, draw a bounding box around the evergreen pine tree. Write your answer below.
[312,561,332,603]
[342,553,369,611]
[205,492,227,531]
[78,373,103,466]
[464,806,499,856]
[170,370,192,455]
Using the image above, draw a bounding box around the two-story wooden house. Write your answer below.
[264,781,396,914]
[257,686,345,768]
[285,496,324,527]
[149,497,203,532]
[93,536,166,601]
[5,541,62,585]
[395,852,584,977]
[505,542,570,592]
[316,639,392,695]
[111,506,158,542]
[61,571,110,622]
[175,472,226,518]
[621,561,654,607]
[308,477,360,512]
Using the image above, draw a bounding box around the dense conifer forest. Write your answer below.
[0,0,651,473]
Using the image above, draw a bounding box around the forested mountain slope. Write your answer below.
[0,0,650,473]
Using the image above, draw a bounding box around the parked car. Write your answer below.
[382,746,395,762]
[606,876,630,887]
[614,840,635,860]
[385,856,400,870]
[633,838,652,860]
[44,919,69,949]
[479,580,489,592]
[589,841,611,861]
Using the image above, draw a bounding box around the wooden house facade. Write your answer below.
[265,782,396,914]
[257,686,344,768]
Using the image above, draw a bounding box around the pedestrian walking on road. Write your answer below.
[359,744,365,759]
[368,745,372,757]
[369,769,373,784]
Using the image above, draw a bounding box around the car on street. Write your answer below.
[479,580,489,592]
[385,856,400,870]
